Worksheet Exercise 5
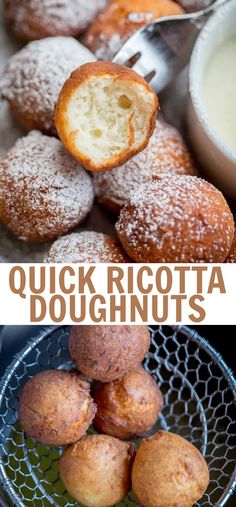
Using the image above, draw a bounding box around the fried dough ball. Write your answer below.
[94,120,196,213]
[92,366,163,440]
[44,231,130,263]
[0,131,94,243]
[225,230,236,263]
[18,370,96,446]
[4,0,107,41]
[69,325,150,382]
[55,61,158,172]
[60,435,134,507]
[132,431,210,507]
[84,0,184,61]
[0,37,96,135]
[116,175,234,262]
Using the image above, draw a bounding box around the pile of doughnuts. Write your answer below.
[0,0,235,262]
[18,325,210,507]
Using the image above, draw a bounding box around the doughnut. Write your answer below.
[132,431,209,507]
[60,435,134,507]
[94,120,197,213]
[116,174,235,263]
[84,0,184,61]
[0,131,94,243]
[225,230,236,263]
[44,231,130,263]
[92,366,163,440]
[18,370,96,446]
[5,0,107,41]
[55,61,158,172]
[69,325,150,382]
[0,37,96,135]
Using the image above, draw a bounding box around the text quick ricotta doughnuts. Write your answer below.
[55,61,158,172]
[92,367,163,440]
[44,231,130,263]
[5,0,107,41]
[84,0,184,61]
[0,37,96,135]
[0,131,94,243]
[116,174,235,263]
[94,120,196,213]
[132,431,209,507]
[60,435,134,507]
[69,325,150,382]
[18,370,96,446]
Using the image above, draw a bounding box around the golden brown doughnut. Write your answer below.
[18,370,96,446]
[44,231,130,263]
[0,37,96,135]
[94,120,197,213]
[92,366,163,440]
[0,131,94,243]
[132,431,210,507]
[225,230,236,263]
[55,61,158,172]
[84,0,184,60]
[60,435,135,507]
[69,325,150,382]
[5,0,107,41]
[116,174,235,263]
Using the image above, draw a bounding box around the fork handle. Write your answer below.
[191,0,229,29]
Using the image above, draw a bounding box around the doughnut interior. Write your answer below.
[55,62,158,171]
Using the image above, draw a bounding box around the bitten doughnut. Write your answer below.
[132,431,210,507]
[225,230,236,263]
[84,0,184,60]
[0,131,94,243]
[94,120,196,213]
[0,37,96,135]
[44,231,130,263]
[92,366,163,440]
[69,325,150,382]
[5,0,107,41]
[116,175,235,263]
[18,370,96,446]
[60,435,134,507]
[55,61,158,172]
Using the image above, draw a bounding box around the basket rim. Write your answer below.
[0,325,235,507]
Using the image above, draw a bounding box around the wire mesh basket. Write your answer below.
[0,325,235,507]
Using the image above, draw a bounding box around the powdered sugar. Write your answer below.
[5,0,107,38]
[44,231,129,262]
[116,175,234,262]
[94,120,196,213]
[0,131,94,242]
[0,36,96,134]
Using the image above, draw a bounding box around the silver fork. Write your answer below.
[113,0,228,93]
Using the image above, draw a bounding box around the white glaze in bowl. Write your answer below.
[188,0,236,198]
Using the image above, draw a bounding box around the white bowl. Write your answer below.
[188,0,236,198]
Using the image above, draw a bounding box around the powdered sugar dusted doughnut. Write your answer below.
[0,131,94,243]
[94,120,196,213]
[44,231,130,263]
[116,175,234,263]
[85,0,184,61]
[5,0,107,41]
[0,37,96,135]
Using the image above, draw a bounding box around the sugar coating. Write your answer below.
[5,0,107,38]
[94,121,196,213]
[0,37,96,134]
[0,131,94,243]
[116,175,235,263]
[225,230,236,263]
[44,231,129,263]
